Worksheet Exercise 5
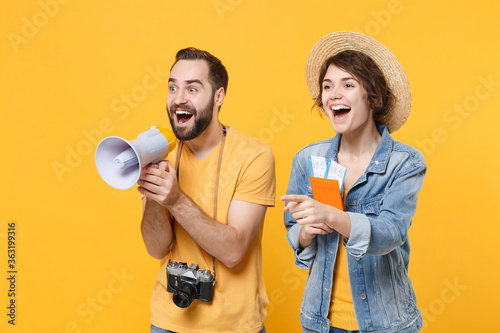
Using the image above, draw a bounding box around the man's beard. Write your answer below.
[167,99,214,141]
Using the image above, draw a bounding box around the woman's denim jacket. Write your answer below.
[285,124,426,333]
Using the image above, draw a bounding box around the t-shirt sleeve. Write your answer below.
[232,144,276,207]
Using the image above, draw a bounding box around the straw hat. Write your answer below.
[305,31,411,133]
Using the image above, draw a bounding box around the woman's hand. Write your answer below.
[299,223,334,248]
[282,194,351,239]
[282,194,333,226]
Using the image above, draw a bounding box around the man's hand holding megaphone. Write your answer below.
[137,160,182,208]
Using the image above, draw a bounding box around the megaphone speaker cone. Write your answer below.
[95,137,142,190]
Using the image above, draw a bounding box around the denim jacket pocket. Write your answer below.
[361,195,383,215]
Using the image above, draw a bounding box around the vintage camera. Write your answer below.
[166,261,214,308]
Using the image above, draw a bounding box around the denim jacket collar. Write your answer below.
[327,124,392,184]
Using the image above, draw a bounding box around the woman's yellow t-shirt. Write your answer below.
[328,191,359,330]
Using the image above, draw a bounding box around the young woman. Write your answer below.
[282,31,426,333]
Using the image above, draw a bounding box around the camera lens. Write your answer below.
[172,282,197,308]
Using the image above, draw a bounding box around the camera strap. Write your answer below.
[172,124,227,281]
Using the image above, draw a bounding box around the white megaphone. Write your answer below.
[95,126,177,190]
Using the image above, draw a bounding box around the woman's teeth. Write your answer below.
[331,105,350,111]
[331,105,351,117]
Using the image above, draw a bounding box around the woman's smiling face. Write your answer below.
[321,64,375,135]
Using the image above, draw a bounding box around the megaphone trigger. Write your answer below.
[95,126,177,190]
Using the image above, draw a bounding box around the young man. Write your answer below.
[138,48,275,333]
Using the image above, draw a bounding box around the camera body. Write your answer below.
[166,261,214,308]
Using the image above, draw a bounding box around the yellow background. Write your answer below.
[1,0,499,332]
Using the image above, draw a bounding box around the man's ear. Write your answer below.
[214,87,225,107]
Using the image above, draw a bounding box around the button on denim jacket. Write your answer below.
[285,125,426,333]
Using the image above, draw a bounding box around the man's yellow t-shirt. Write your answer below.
[150,127,276,333]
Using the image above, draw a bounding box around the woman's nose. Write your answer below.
[328,86,342,100]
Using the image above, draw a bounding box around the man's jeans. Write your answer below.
[151,324,266,333]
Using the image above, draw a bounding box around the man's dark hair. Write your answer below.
[172,47,229,94]
[314,50,394,124]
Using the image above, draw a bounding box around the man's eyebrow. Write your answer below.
[185,79,204,86]
[168,78,204,86]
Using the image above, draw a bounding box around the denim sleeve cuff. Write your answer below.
[345,212,371,258]
[286,224,316,269]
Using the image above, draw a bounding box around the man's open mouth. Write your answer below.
[331,105,351,117]
[175,110,194,124]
